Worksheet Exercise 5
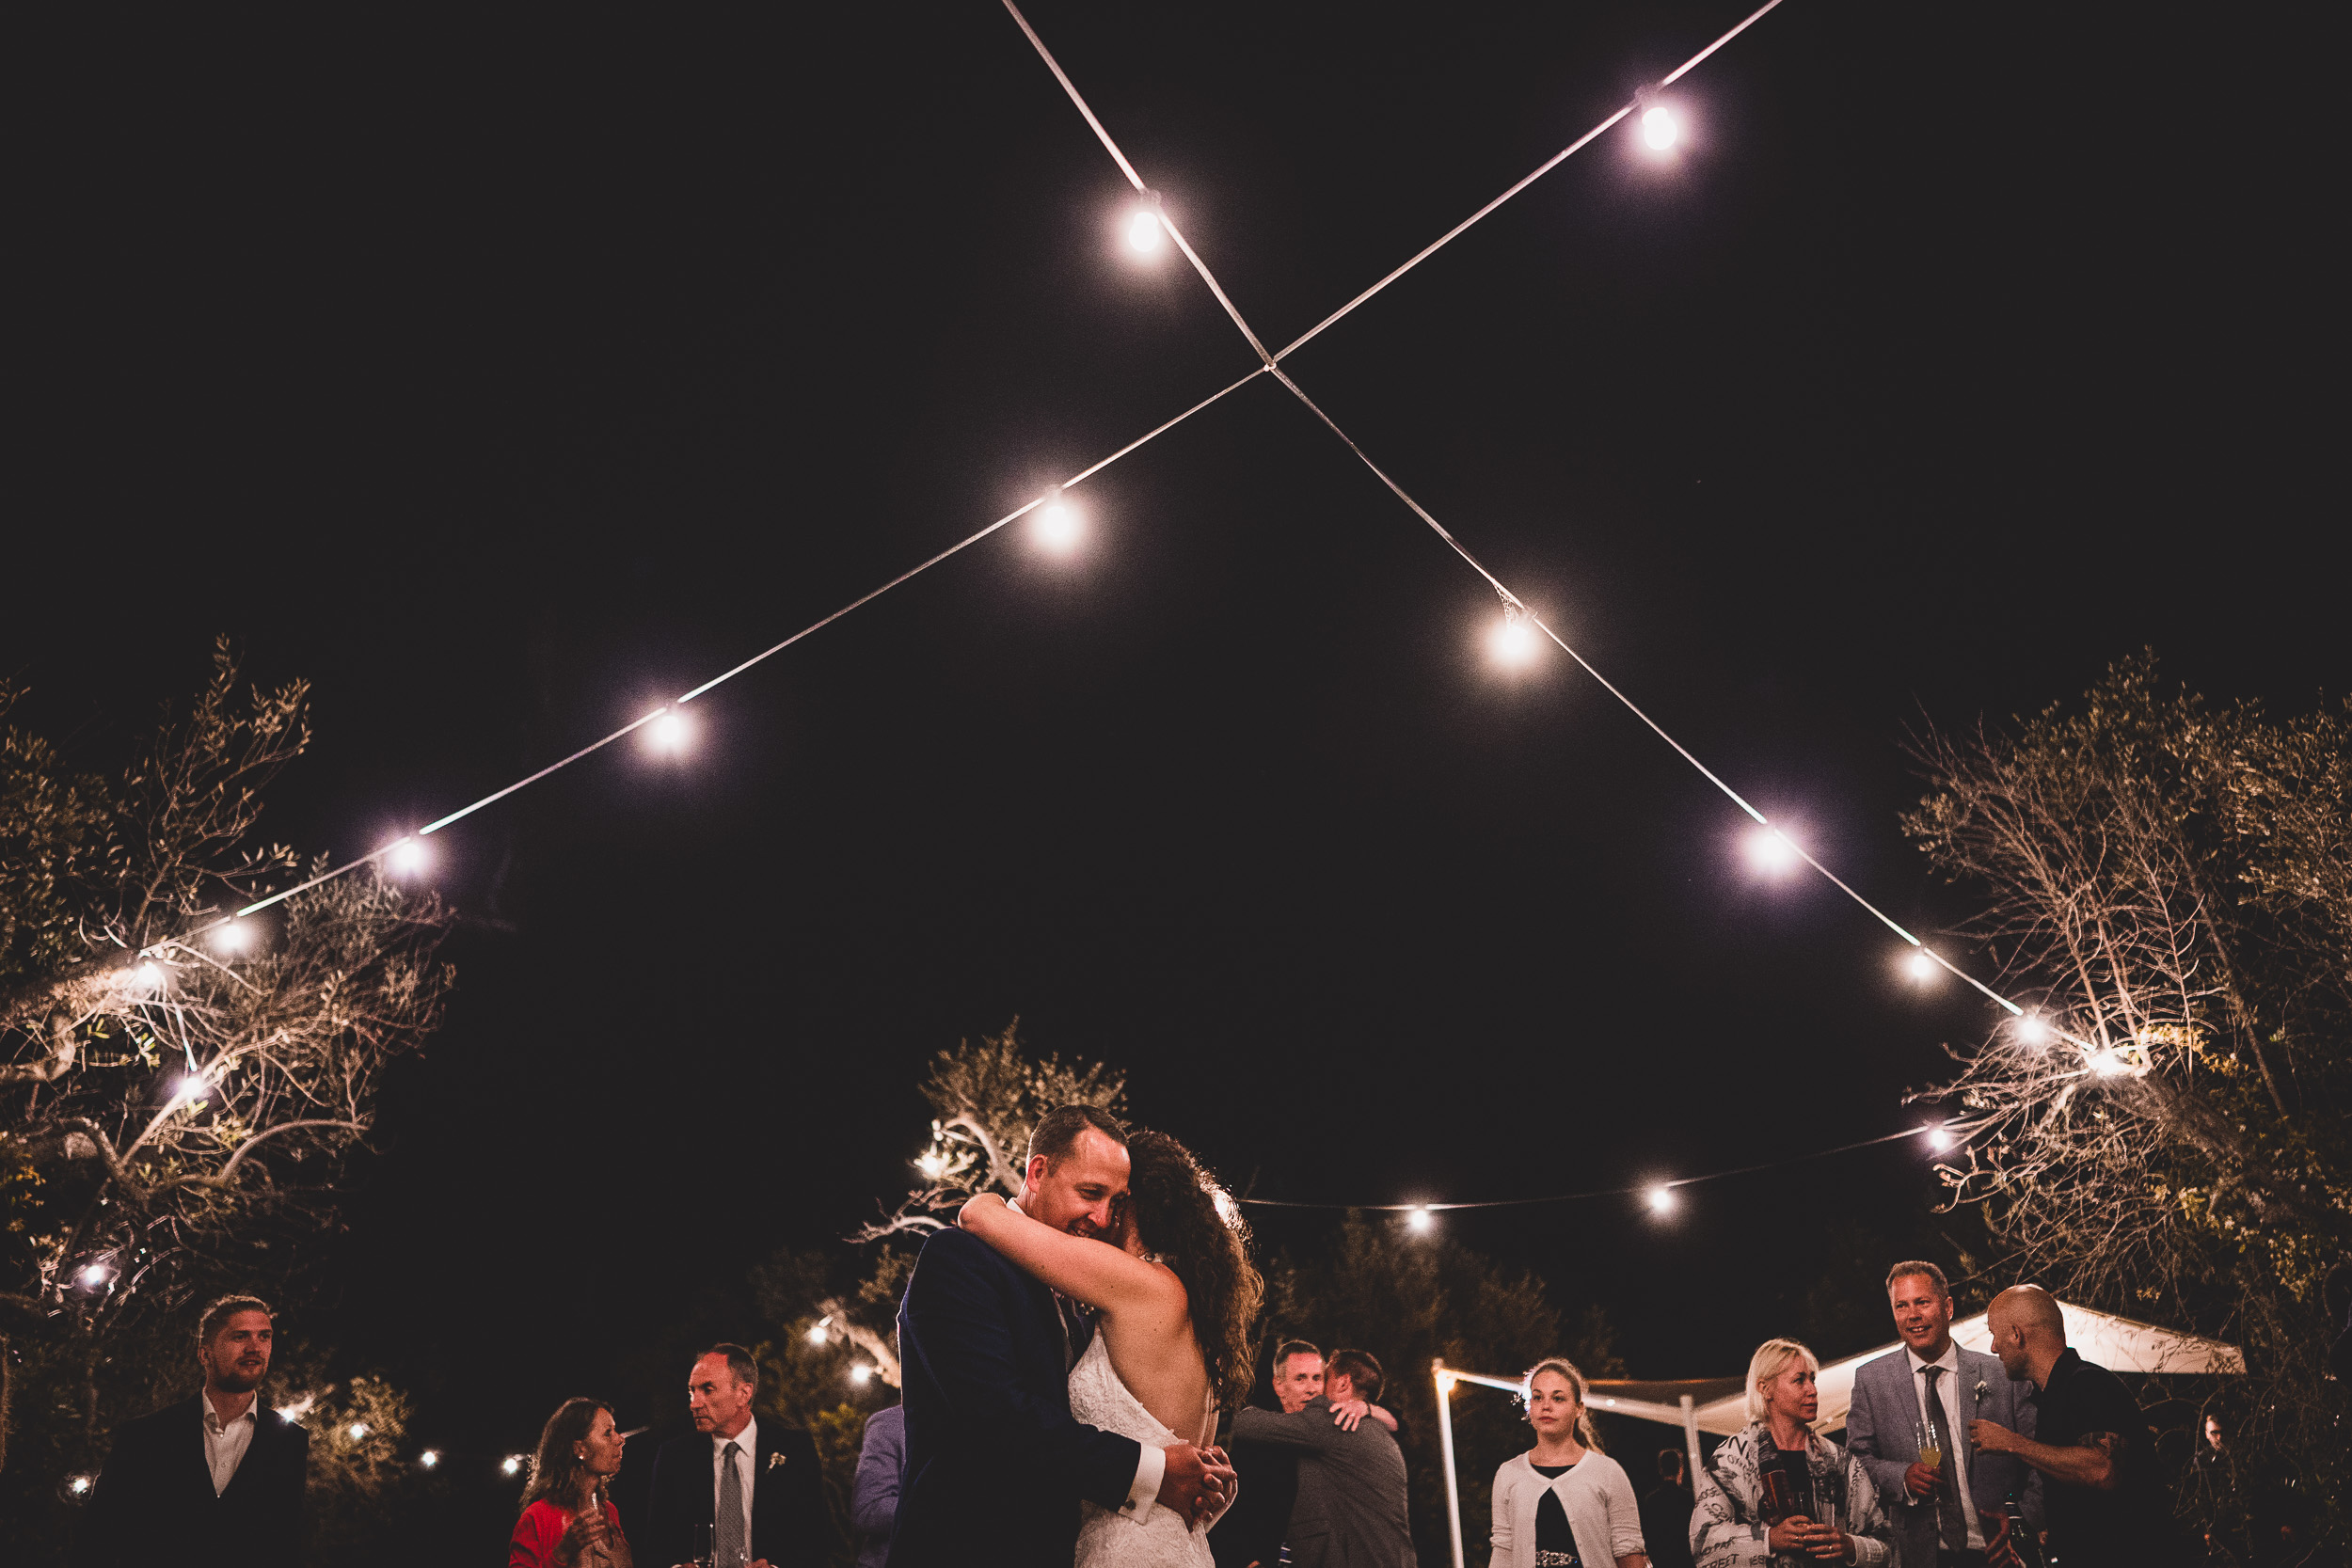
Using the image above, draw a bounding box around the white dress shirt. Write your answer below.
[201,1394,259,1497]
[1005,1198,1166,1521]
[712,1415,758,1551]
[1904,1342,1983,1549]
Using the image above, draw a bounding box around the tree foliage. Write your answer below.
[0,645,452,1552]
[1905,655,2349,1534]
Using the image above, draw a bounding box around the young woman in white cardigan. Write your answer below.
[1489,1356,1650,1568]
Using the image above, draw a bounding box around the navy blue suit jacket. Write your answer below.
[887,1227,1142,1567]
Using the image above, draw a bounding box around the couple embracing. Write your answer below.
[889,1105,1258,1568]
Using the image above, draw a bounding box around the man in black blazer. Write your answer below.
[887,1104,1232,1568]
[645,1343,829,1568]
[76,1292,310,1568]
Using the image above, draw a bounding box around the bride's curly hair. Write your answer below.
[1123,1129,1263,1413]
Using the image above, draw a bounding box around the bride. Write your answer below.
[960,1128,1263,1568]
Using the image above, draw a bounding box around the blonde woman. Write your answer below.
[1690,1339,1895,1568]
[1489,1356,1649,1568]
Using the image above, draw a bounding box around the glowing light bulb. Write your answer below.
[1406,1207,1435,1234]
[173,1076,208,1106]
[916,1152,945,1179]
[1907,950,1938,983]
[502,1455,523,1476]
[1642,106,1679,150]
[1645,1184,1677,1214]
[1924,1126,1954,1152]
[70,1474,93,1495]
[645,709,691,754]
[808,1317,832,1345]
[128,960,165,991]
[1032,497,1083,555]
[215,918,252,955]
[1436,1370,1457,1393]
[348,1422,369,1440]
[2089,1049,2128,1078]
[1744,827,1799,876]
[1126,208,1164,254]
[1488,611,1540,669]
[849,1365,872,1386]
[419,1449,440,1468]
[80,1262,110,1288]
[2014,1014,2049,1046]
[386,837,428,877]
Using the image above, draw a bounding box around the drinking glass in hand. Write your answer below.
[688,1522,715,1568]
[1915,1417,1946,1479]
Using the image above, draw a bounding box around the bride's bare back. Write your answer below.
[957,1195,1215,1445]
[1096,1256,1215,1446]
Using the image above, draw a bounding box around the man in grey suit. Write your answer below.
[1846,1261,2042,1568]
[1229,1348,1414,1568]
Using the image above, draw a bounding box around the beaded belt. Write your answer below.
[1535,1553,1582,1566]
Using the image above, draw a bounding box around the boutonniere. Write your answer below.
[767,1451,788,1470]
[1973,1379,1990,1404]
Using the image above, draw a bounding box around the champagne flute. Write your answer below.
[688,1521,715,1568]
[1915,1417,1946,1487]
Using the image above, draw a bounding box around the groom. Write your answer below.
[889,1104,1234,1566]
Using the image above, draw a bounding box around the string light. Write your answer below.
[386,836,428,877]
[1487,609,1540,669]
[68,1474,94,1497]
[1641,106,1681,150]
[213,918,253,955]
[808,1316,832,1345]
[644,709,692,755]
[1906,949,1939,983]
[171,1076,208,1107]
[1645,1184,1677,1215]
[915,1152,946,1179]
[1743,826,1799,876]
[1125,207,1165,255]
[419,1449,440,1468]
[79,1261,113,1288]
[1032,495,1085,554]
[2088,1049,2129,1078]
[2014,1014,2049,1046]
[347,1422,370,1440]
[849,1365,873,1385]
[1923,1126,1954,1153]
[502,1455,523,1476]
[1406,1206,1435,1233]
[127,961,165,991]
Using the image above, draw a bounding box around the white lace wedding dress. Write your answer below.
[1068,1331,1217,1568]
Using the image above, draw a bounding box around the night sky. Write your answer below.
[13,0,2333,1481]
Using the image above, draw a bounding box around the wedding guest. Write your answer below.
[1640,1449,1696,1568]
[1691,1338,1898,1567]
[850,1402,905,1568]
[1231,1348,1414,1568]
[511,1398,633,1568]
[1212,1341,1322,1568]
[75,1293,310,1568]
[646,1343,828,1568]
[1846,1259,2038,1567]
[1489,1355,1649,1568]
[1966,1284,2191,1567]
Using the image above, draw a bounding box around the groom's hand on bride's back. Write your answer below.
[1153,1442,1236,1526]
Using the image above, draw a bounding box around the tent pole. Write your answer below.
[1437,1359,1465,1568]
[1680,1393,1701,1481]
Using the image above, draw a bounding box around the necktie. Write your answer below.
[1921,1367,1967,1553]
[717,1439,747,1568]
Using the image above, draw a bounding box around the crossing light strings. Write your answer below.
[1000,0,2109,1085]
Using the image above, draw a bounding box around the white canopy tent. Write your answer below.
[1433,1301,2243,1568]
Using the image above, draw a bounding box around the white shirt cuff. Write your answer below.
[1123,1443,1166,1518]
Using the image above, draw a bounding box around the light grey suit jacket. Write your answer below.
[1845,1344,2042,1564]
[1229,1397,1415,1568]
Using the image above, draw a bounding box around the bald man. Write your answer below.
[1965,1286,2187,1567]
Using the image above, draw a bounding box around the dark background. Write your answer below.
[12,0,2332,1525]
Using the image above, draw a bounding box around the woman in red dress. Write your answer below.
[510,1396,635,1568]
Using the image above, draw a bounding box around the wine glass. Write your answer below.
[1915,1417,1946,1489]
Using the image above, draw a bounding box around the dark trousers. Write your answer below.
[1938,1551,1989,1568]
